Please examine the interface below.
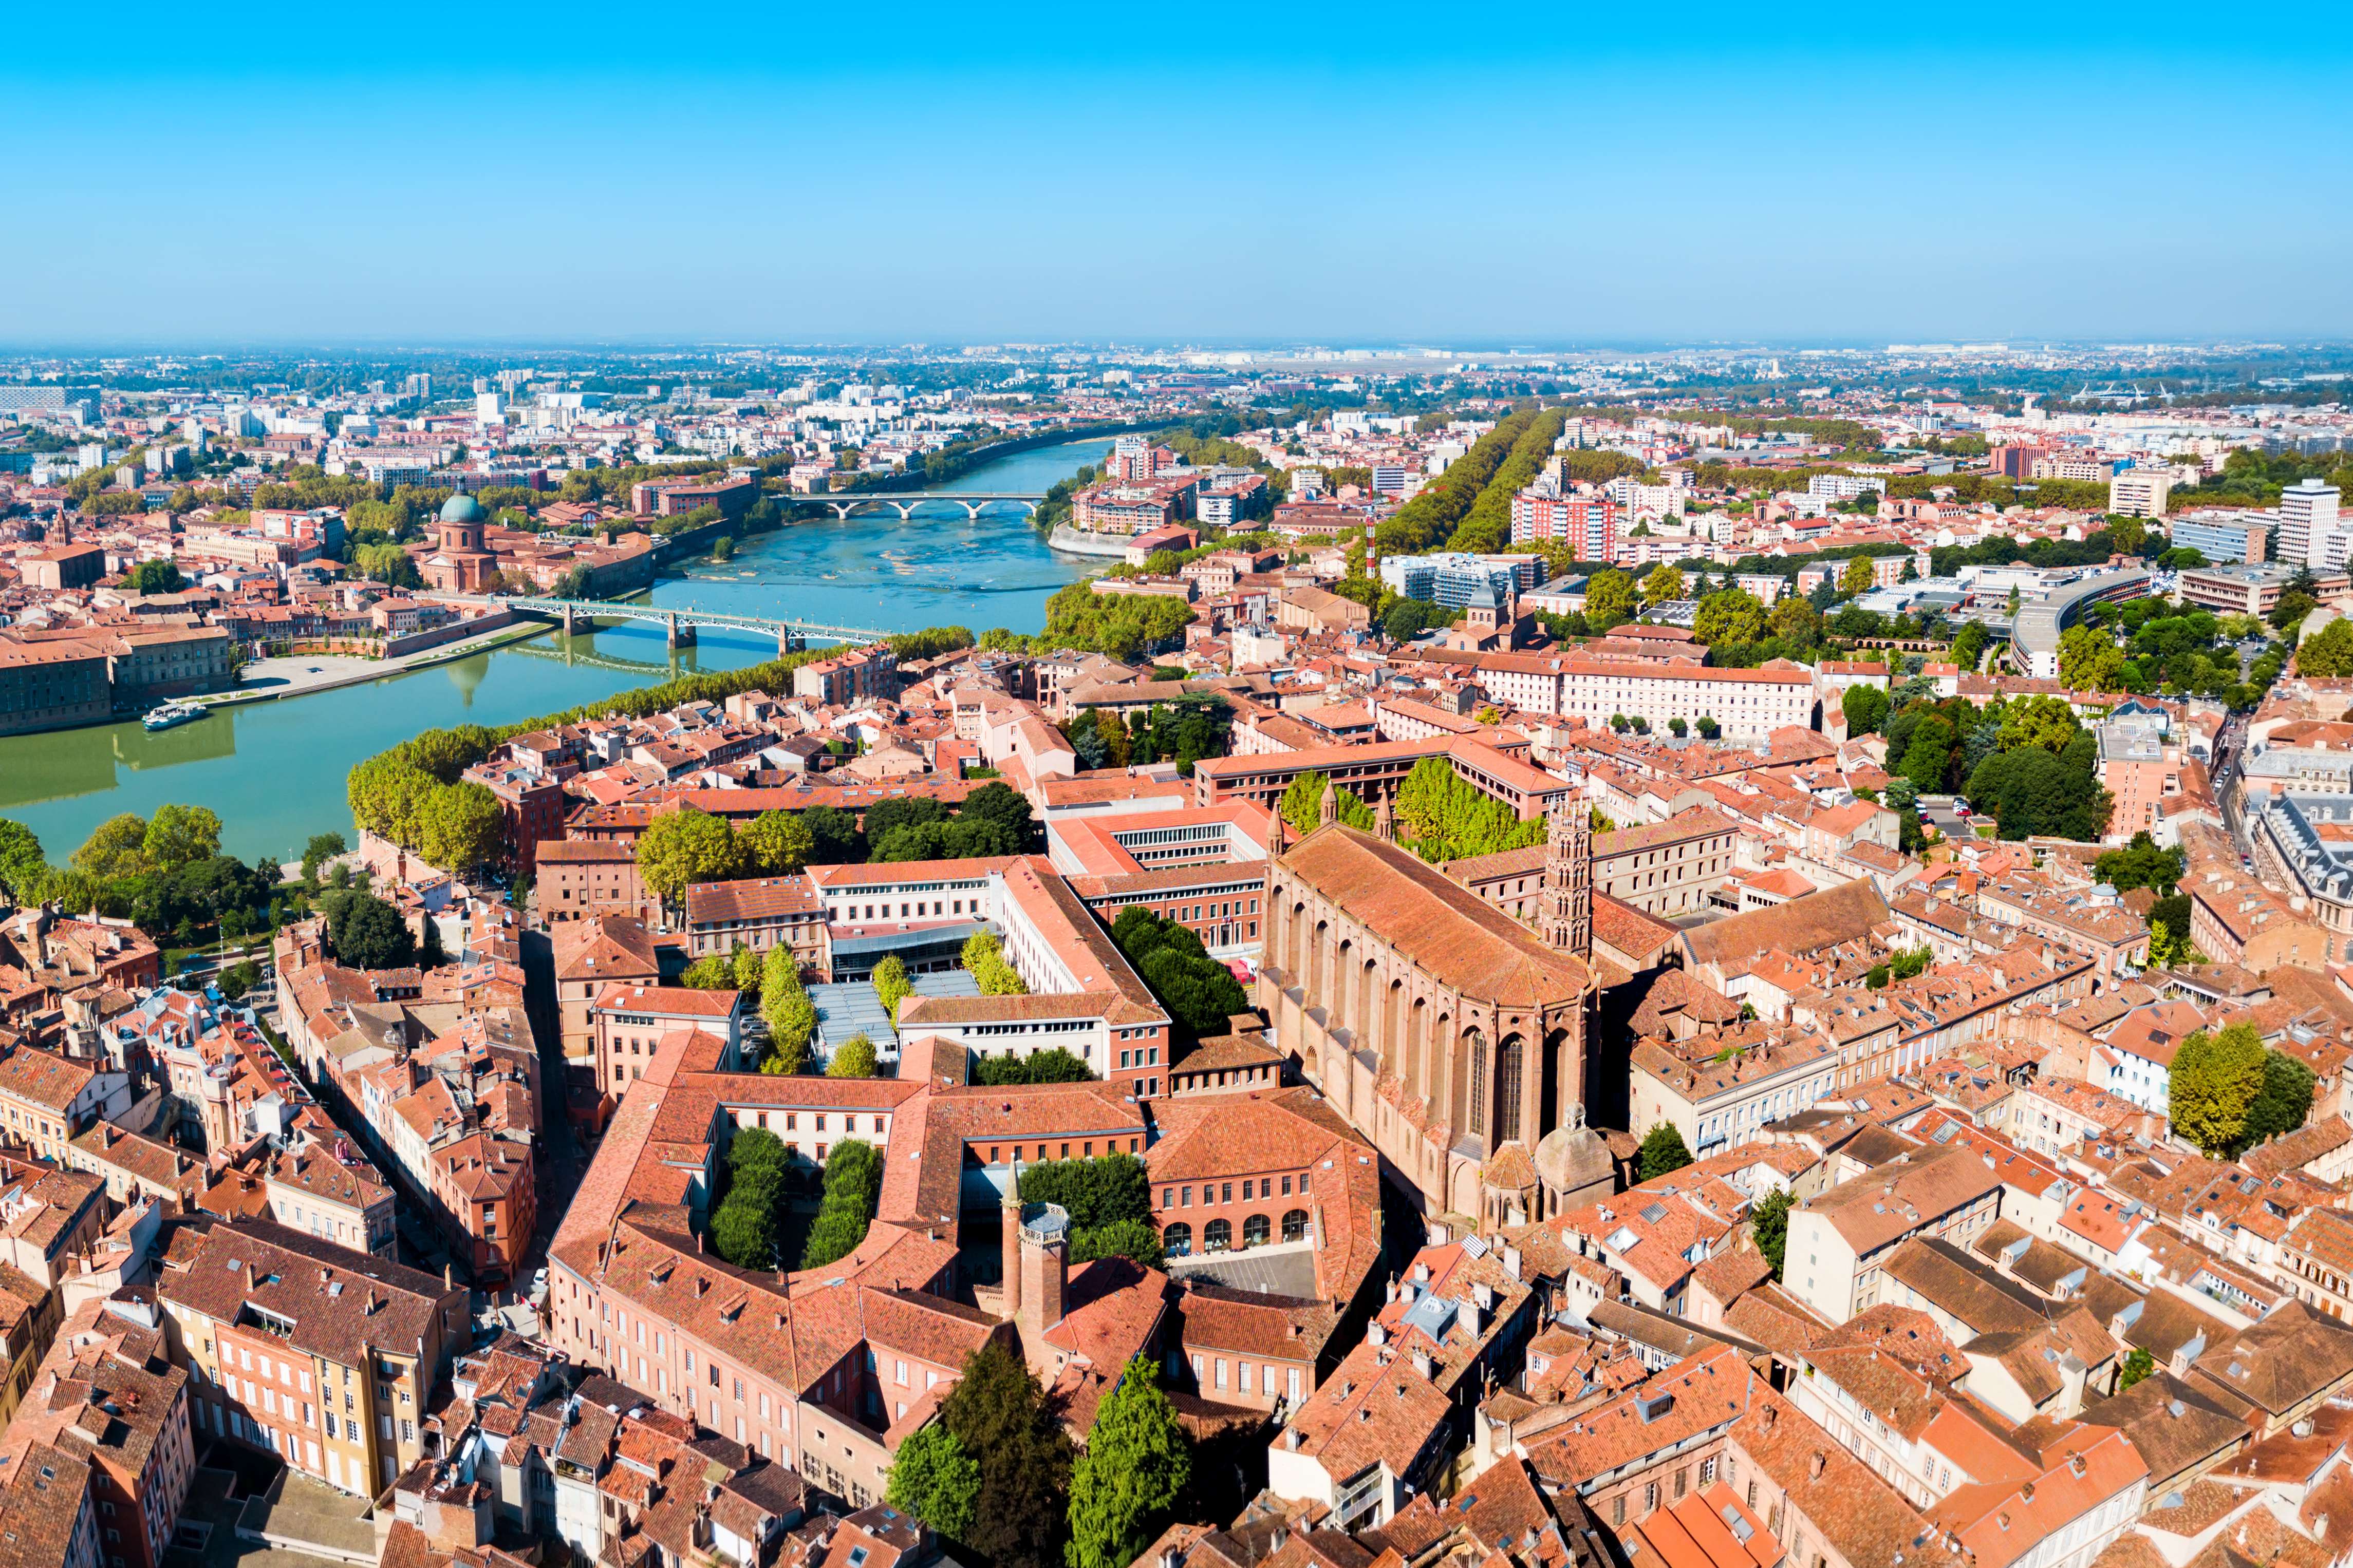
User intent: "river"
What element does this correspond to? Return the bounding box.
[0,437,1113,867]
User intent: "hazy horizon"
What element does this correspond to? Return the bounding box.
[9,0,2352,345]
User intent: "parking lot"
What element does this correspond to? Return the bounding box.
[1919,795,1979,842]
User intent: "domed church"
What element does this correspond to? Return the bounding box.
[424,492,498,593]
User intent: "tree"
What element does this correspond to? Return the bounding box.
[323,890,415,971]
[1279,771,1334,840]
[1751,1189,1794,1280]
[218,958,260,1000]
[418,781,503,872]
[2119,1347,2156,1391]
[1383,596,1454,643]
[2270,590,2320,635]
[709,1173,780,1269]
[2170,1024,2267,1156]
[1638,1122,1692,1182]
[761,946,816,1073]
[353,541,423,588]
[2095,833,2186,896]
[741,810,815,874]
[300,831,348,885]
[127,559,185,595]
[1772,595,1824,647]
[962,930,1029,995]
[1067,1358,1191,1568]
[872,955,912,1023]
[801,1139,882,1268]
[1841,684,1891,736]
[1695,716,1719,740]
[889,1424,980,1542]
[828,1032,879,1078]
[960,782,1038,853]
[1585,569,1636,630]
[1951,620,1989,671]
[681,954,735,989]
[0,819,46,902]
[1692,589,1765,647]
[1998,695,2082,755]
[940,1343,1074,1568]
[2240,1050,2317,1151]
[635,805,746,914]
[2059,622,2127,691]
[1967,747,2113,842]
[2299,618,2353,677]
[1640,564,1686,608]
[72,814,152,879]
[1839,556,1876,597]
[1899,712,1955,795]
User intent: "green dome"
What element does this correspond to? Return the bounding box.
[440,493,488,525]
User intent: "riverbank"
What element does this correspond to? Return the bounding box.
[1045,524,1135,559]
[198,618,554,709]
[0,437,1115,864]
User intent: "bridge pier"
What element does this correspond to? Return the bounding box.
[778,628,805,657]
[891,502,915,520]
[960,501,982,519]
[559,604,576,637]
[827,502,853,520]
[666,614,696,650]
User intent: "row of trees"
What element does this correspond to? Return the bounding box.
[1393,754,1547,862]
[800,1138,882,1269]
[858,785,1037,862]
[1444,409,1569,555]
[1376,407,1541,558]
[986,579,1196,664]
[1277,770,1375,839]
[961,931,1030,996]
[346,759,505,875]
[761,947,818,1073]
[709,1127,798,1268]
[1107,908,1249,1039]
[1015,1154,1162,1267]
[972,1048,1093,1087]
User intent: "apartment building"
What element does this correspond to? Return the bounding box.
[1785,1145,2005,1323]
[1478,655,1817,741]
[589,985,745,1098]
[1973,875,2151,974]
[156,1221,468,1498]
[5,1298,195,1568]
[2178,563,2348,616]
[1631,1030,1842,1159]
[2107,469,2173,518]
[535,839,658,925]
[684,876,830,972]
[2170,511,2271,564]
[2277,480,2342,567]
[0,1048,136,1167]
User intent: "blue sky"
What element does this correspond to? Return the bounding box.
[6,0,2351,347]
